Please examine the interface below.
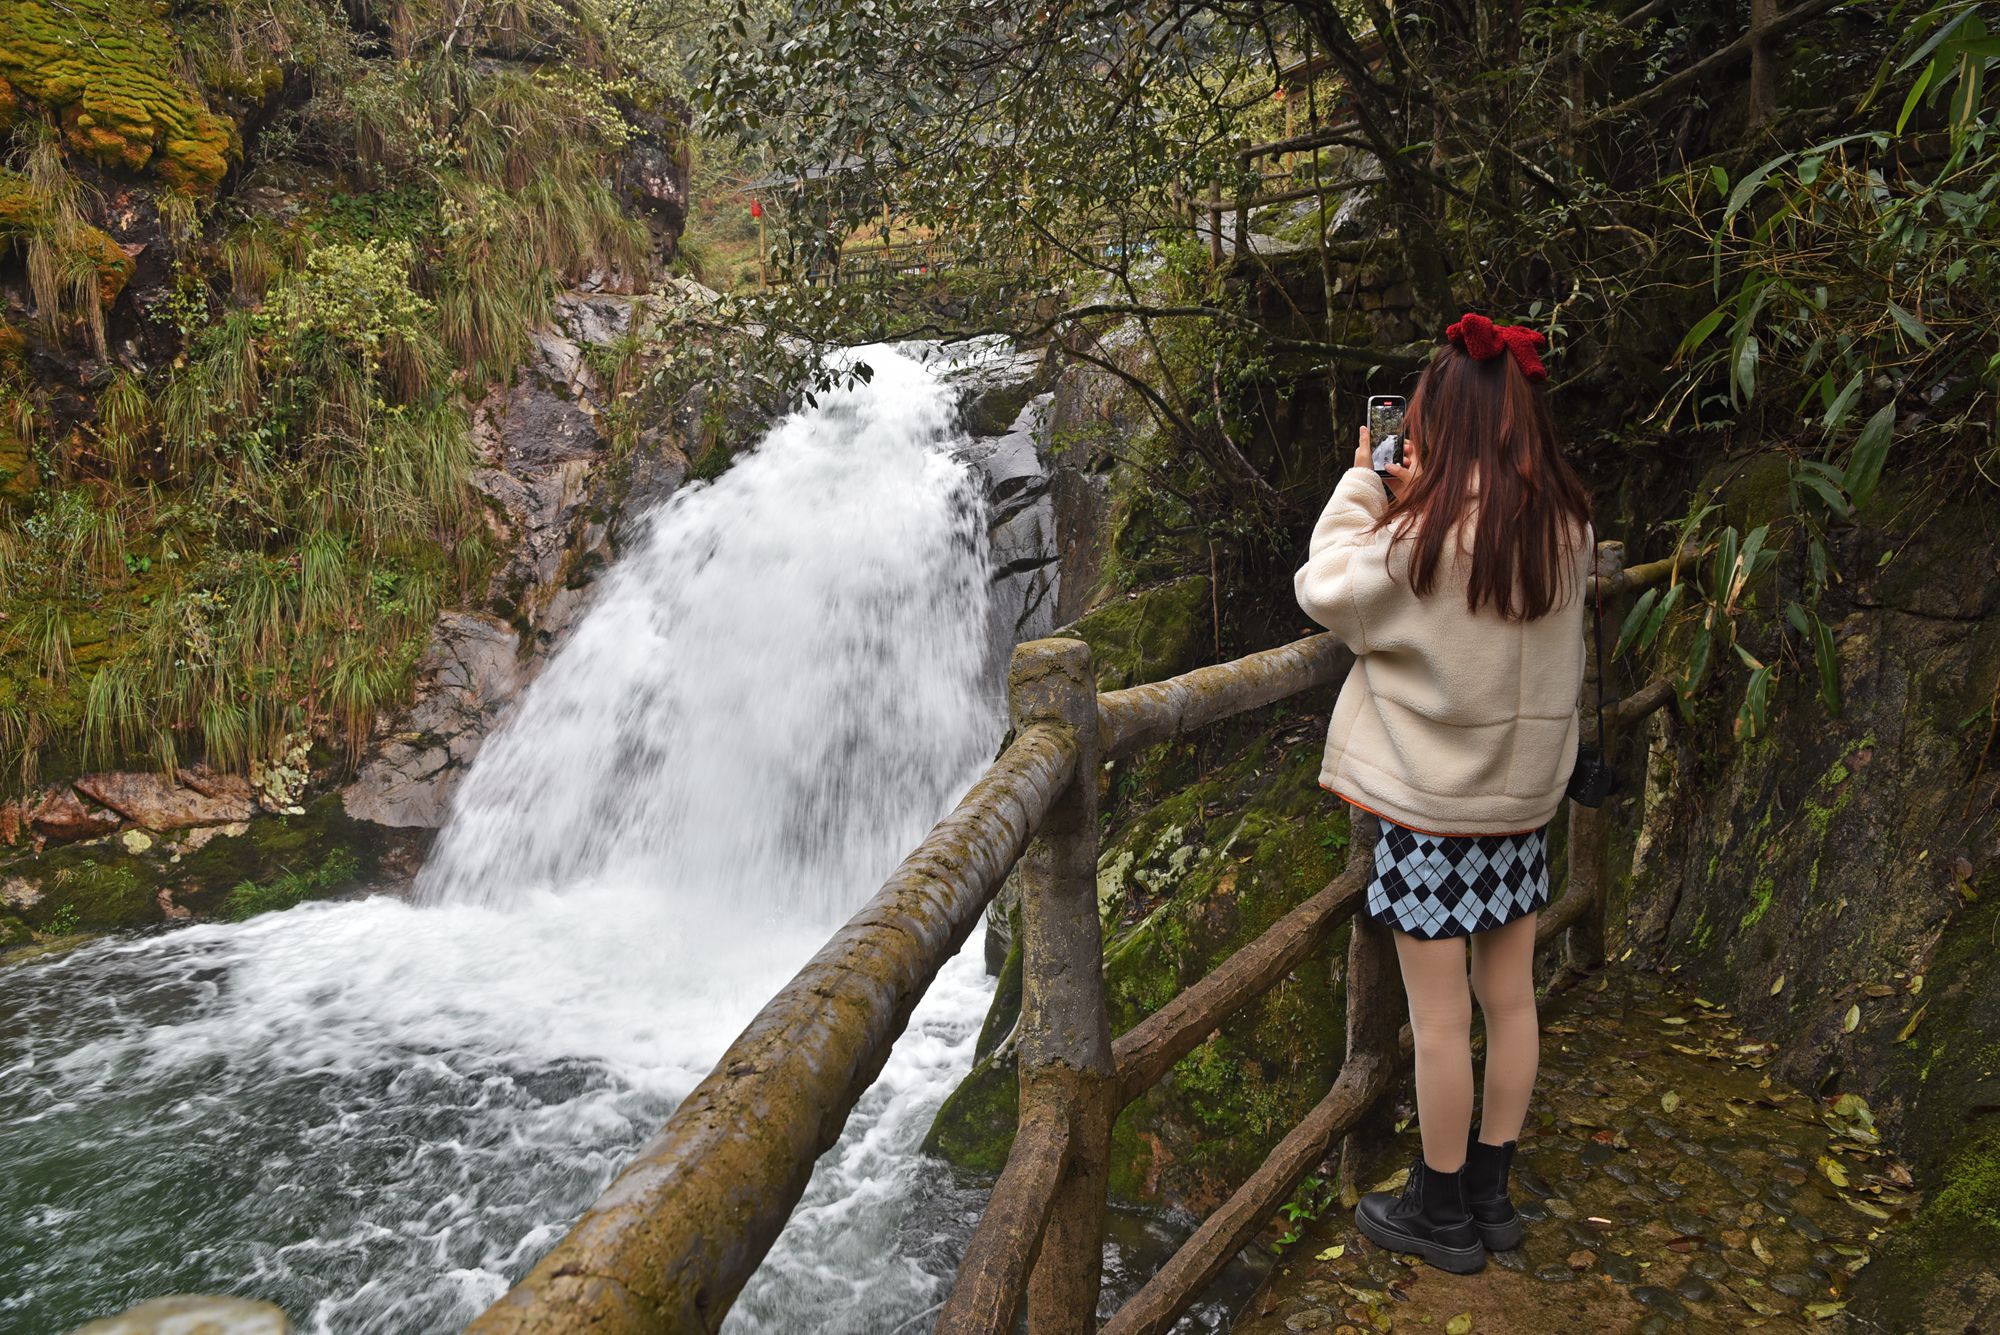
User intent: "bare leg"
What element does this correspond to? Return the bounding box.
[1392,929,1474,1172]
[1469,910,1540,1144]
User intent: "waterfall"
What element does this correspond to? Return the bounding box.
[0,344,1008,1334]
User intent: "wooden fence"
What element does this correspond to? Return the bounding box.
[471,539,1675,1334]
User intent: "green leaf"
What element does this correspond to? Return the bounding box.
[1736,663,1776,740]
[1710,164,1730,197]
[1725,153,1795,225]
[1822,370,1864,438]
[1793,470,1851,520]
[1845,403,1896,509]
[1678,305,1730,357]
[1710,527,1741,602]
[1640,583,1683,653]
[1734,334,1760,402]
[1813,615,1843,714]
[1897,60,1937,134]
[1615,588,1660,660]
[1885,301,1934,346]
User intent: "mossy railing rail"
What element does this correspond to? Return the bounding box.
[469,540,1676,1335]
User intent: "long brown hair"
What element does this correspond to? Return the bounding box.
[1378,342,1592,621]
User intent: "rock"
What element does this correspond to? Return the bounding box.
[1,876,39,910]
[69,1294,293,1334]
[121,830,153,853]
[617,102,691,247]
[73,773,255,830]
[179,767,254,804]
[342,612,526,828]
[155,886,189,920]
[27,788,121,843]
[0,798,24,845]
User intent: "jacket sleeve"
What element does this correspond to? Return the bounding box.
[1293,467,1395,654]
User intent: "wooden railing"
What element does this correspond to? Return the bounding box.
[470,539,1674,1334]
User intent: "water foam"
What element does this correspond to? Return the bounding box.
[0,343,1004,1334]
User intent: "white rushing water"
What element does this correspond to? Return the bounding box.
[0,344,1008,1334]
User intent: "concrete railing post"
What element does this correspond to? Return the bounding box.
[1568,539,1625,971]
[1008,637,1113,1333]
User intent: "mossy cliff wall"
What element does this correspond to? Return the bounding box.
[1620,466,2000,1330]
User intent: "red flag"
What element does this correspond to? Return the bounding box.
[750,199,764,218]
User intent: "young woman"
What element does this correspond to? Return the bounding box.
[1293,312,1594,1274]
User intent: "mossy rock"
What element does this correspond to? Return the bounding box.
[927,719,1352,1207]
[0,792,391,938]
[0,169,134,304]
[1060,573,1212,692]
[0,0,236,187]
[1851,1125,2000,1329]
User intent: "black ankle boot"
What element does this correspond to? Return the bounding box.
[1462,1136,1524,1251]
[1354,1158,1486,1273]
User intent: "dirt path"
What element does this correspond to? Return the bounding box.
[1231,968,1916,1334]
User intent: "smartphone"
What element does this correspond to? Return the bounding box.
[1367,395,1407,477]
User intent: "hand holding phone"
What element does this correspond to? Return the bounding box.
[1367,395,1407,477]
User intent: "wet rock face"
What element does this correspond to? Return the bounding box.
[341,611,526,829]
[617,102,691,251]
[1619,478,2000,1326]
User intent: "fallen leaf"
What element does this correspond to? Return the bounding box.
[1661,1091,1681,1114]
[1751,1234,1774,1264]
[1843,1003,1861,1033]
[1863,983,1895,997]
[1818,1156,1851,1188]
[1909,973,1924,995]
[1662,1016,1689,1025]
[1317,1244,1346,1262]
[1805,1300,1849,1320]
[1447,1315,1473,1335]
[1771,974,1786,995]
[1896,1002,1928,1043]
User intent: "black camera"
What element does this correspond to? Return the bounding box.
[1566,743,1615,808]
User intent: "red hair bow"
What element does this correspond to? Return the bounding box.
[1446,312,1549,383]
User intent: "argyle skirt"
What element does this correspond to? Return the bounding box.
[1364,818,1552,941]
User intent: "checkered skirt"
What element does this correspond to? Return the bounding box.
[1364,819,1552,940]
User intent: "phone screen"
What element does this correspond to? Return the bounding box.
[1367,396,1407,473]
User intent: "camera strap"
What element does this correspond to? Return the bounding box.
[1591,557,1609,756]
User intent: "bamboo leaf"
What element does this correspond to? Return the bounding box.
[1885,301,1934,346]
[1615,588,1660,660]
[1813,615,1843,714]
[1678,305,1730,357]
[1844,403,1897,509]
[1734,334,1760,401]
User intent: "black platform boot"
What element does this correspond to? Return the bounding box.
[1354,1158,1487,1273]
[1462,1135,1524,1251]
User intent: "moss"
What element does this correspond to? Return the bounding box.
[0,0,236,187]
[1738,875,1776,930]
[1061,573,1212,692]
[0,792,395,935]
[1860,1127,2000,1298]
[0,170,133,305]
[224,845,361,920]
[928,717,1353,1207]
[920,1045,1020,1175]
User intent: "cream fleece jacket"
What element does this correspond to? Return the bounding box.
[1292,467,1592,836]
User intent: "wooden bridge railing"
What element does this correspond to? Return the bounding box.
[470,539,1674,1335]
